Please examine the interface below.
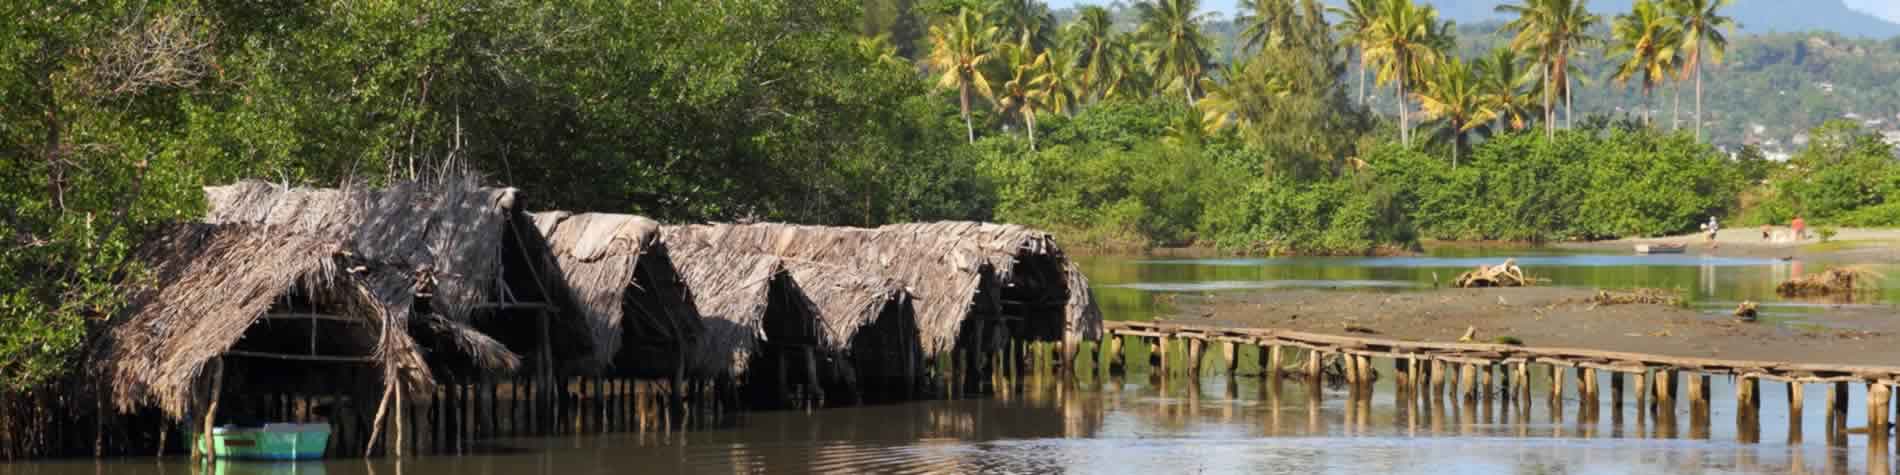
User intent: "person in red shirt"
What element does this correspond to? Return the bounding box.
[1792,215,1806,241]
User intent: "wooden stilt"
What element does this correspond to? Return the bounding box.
[1304,350,1322,381]
[1550,365,1565,401]
[1461,364,1477,399]
[1738,375,1760,410]
[1264,345,1281,381]
[1870,383,1891,430]
[1687,373,1706,406]
[1788,382,1804,419]
[1828,381,1848,417]
[1221,341,1238,376]
[1611,372,1625,408]
[1186,338,1205,378]
[199,358,225,461]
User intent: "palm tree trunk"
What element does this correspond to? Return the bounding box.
[960,83,975,144]
[1694,55,1704,141]
[1027,110,1038,151]
[1672,80,1681,131]
[1564,75,1574,130]
[1358,53,1369,108]
[1398,76,1409,147]
[1453,121,1463,168]
[1545,63,1556,139]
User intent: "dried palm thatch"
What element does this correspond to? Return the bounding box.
[1455,259,1533,288]
[1777,267,1885,297]
[93,224,433,419]
[531,212,701,374]
[662,236,802,379]
[201,178,546,374]
[663,221,1101,356]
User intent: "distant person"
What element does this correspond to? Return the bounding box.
[1792,215,1806,241]
[1706,216,1720,248]
[1761,224,1771,241]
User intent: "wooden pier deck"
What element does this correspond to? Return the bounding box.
[1099,320,1900,436]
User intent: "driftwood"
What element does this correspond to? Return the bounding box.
[1454,259,1531,288]
[1777,267,1881,297]
[1586,288,1683,307]
[1734,301,1760,322]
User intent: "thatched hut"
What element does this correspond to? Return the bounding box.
[663,222,1101,360]
[664,225,924,403]
[660,236,824,405]
[199,178,577,378]
[530,212,701,377]
[93,223,439,456]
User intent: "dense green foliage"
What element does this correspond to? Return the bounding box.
[1744,120,1900,226]
[1380,126,1741,241]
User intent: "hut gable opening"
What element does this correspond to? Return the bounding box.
[532,212,702,377]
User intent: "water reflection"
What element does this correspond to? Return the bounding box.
[12,372,1890,475]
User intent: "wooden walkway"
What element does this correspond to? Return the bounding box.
[1099,320,1900,431]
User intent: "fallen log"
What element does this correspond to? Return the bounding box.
[1455,258,1532,288]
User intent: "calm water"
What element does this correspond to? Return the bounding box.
[12,247,1900,474]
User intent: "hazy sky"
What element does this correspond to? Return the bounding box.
[1044,0,1900,24]
[1845,0,1900,24]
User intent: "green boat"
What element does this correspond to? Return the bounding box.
[196,423,332,461]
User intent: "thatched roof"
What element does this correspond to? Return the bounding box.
[200,178,544,372]
[783,260,911,354]
[95,224,433,418]
[531,212,701,372]
[662,235,795,379]
[203,178,517,323]
[661,221,1101,355]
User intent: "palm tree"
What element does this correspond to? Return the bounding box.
[1363,0,1445,147]
[1067,6,1122,103]
[1197,59,1291,136]
[1669,0,1734,140]
[1475,47,1538,131]
[1610,0,1680,127]
[989,0,1057,53]
[1414,58,1498,167]
[1497,0,1603,137]
[927,7,1002,143]
[857,34,909,69]
[1034,45,1084,118]
[995,42,1050,150]
[1329,0,1383,107]
[1134,0,1212,107]
[1238,0,1293,52]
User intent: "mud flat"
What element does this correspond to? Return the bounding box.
[1166,287,1900,367]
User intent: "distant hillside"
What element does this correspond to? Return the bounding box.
[1410,0,1900,39]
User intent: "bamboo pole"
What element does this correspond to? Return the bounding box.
[365,383,394,456]
[198,358,225,461]
[1870,383,1891,431]
[1738,375,1760,410]
[1687,374,1706,407]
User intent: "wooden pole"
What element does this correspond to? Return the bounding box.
[1829,381,1848,417]
[1186,338,1204,379]
[1304,350,1322,381]
[1264,345,1281,381]
[1870,383,1891,431]
[1788,381,1804,419]
[1687,373,1706,406]
[1550,366,1564,401]
[199,358,225,461]
[1221,341,1238,376]
[1611,372,1625,409]
[365,383,394,456]
[1738,375,1759,410]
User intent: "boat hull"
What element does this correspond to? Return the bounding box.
[197,423,331,461]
